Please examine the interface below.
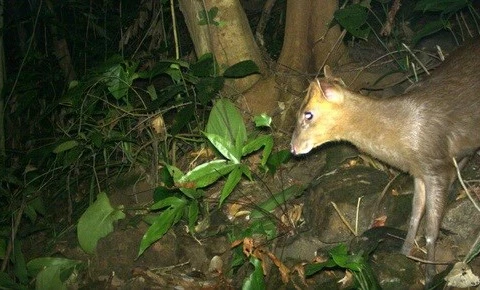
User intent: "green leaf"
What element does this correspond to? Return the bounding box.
[27,257,81,276]
[103,62,138,100]
[138,199,187,257]
[219,165,244,205]
[28,257,82,290]
[150,196,186,211]
[53,140,79,154]
[412,20,447,45]
[13,240,27,284]
[153,186,179,202]
[265,150,291,173]
[35,266,65,290]
[305,259,338,276]
[223,60,260,78]
[253,113,272,128]
[334,4,370,39]
[179,159,237,188]
[166,164,185,183]
[242,135,273,166]
[330,244,364,272]
[147,84,157,101]
[204,132,240,163]
[77,192,125,254]
[190,53,217,77]
[188,201,199,230]
[170,104,195,135]
[198,7,221,26]
[242,257,266,290]
[206,99,247,148]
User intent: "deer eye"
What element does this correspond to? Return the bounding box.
[304,112,313,120]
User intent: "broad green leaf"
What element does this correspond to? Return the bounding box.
[179,187,201,199]
[53,140,78,154]
[150,196,186,211]
[223,60,260,78]
[250,184,307,219]
[24,196,45,223]
[147,84,157,101]
[412,20,447,45]
[242,257,266,290]
[265,150,291,173]
[188,201,199,230]
[334,4,370,39]
[198,7,221,26]
[330,244,364,272]
[138,200,187,257]
[305,259,338,276]
[35,266,65,290]
[165,164,185,182]
[77,192,125,254]
[206,99,247,148]
[191,53,217,77]
[27,257,81,276]
[204,132,240,163]
[13,240,27,284]
[179,160,237,188]
[253,113,272,128]
[242,135,274,166]
[153,186,179,202]
[103,62,138,100]
[219,165,243,205]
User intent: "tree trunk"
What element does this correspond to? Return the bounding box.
[241,0,347,123]
[180,0,347,123]
[179,0,266,93]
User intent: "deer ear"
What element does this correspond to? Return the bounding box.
[316,79,344,104]
[323,65,346,86]
[323,65,334,80]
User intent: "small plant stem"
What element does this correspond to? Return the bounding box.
[331,202,357,236]
[355,196,364,235]
[170,0,180,59]
[453,158,480,212]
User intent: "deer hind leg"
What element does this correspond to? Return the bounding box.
[423,171,455,285]
[401,177,426,255]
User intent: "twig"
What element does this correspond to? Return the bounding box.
[453,157,480,263]
[406,255,453,265]
[402,43,431,76]
[331,201,357,236]
[453,158,480,212]
[380,0,401,36]
[355,196,364,235]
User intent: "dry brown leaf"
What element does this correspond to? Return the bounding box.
[265,251,290,283]
[372,215,387,227]
[242,237,254,257]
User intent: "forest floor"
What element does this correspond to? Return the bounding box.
[24,37,480,289]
